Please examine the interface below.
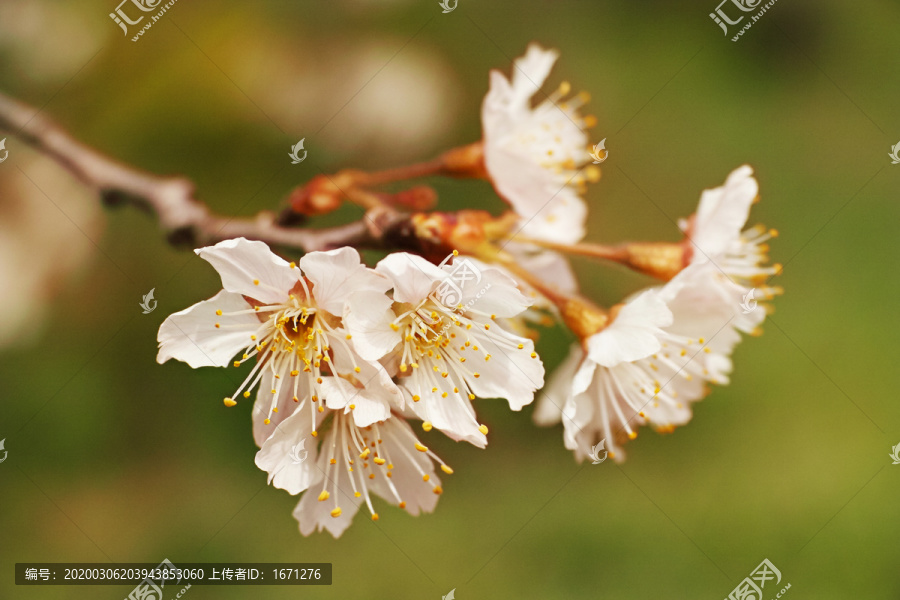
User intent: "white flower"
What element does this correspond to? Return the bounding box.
[535,263,751,462]
[345,252,545,447]
[482,43,598,244]
[680,165,783,331]
[255,398,452,538]
[156,238,399,446]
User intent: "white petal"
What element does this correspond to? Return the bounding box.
[157,289,260,368]
[293,460,360,539]
[516,189,588,245]
[344,290,402,362]
[586,289,672,367]
[300,247,390,316]
[449,261,533,318]
[366,417,441,516]
[466,326,545,410]
[402,385,487,448]
[252,369,310,447]
[254,405,323,495]
[690,166,757,260]
[321,376,391,428]
[376,252,445,304]
[195,238,299,305]
[534,343,583,426]
[510,43,559,103]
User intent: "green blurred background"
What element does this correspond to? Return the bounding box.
[1,0,898,598]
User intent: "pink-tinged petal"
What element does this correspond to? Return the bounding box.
[157,289,260,368]
[344,290,401,362]
[586,289,672,367]
[376,252,445,304]
[254,405,324,495]
[320,377,391,428]
[195,238,299,305]
[690,166,757,260]
[300,247,389,316]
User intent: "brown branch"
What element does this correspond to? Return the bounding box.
[0,90,404,253]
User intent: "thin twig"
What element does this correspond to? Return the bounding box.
[0,90,395,253]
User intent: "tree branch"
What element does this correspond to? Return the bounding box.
[0,90,401,253]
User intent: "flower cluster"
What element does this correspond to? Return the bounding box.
[158,239,543,537]
[156,43,781,536]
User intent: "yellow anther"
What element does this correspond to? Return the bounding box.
[410,362,419,369]
[253,279,260,285]
[354,366,361,373]
[311,430,317,437]
[422,421,433,432]
[399,501,407,509]
[272,407,279,413]
[390,323,399,331]
[414,443,429,453]
[432,486,443,495]
[318,490,330,501]
[478,424,489,435]
[330,507,342,518]
[233,361,241,368]
[371,513,379,521]
[264,419,271,425]
[349,404,356,410]
[223,398,237,407]
[215,323,221,329]
[289,262,296,269]
[441,465,454,474]
[290,370,299,376]
[330,458,337,465]
[530,352,537,359]
[423,474,430,482]
[317,406,324,412]
[628,431,638,440]
[412,395,421,402]
[243,391,251,398]
[400,363,408,373]
[374,457,386,465]
[215,309,223,316]
[468,394,475,400]
[473,372,481,378]
[517,344,524,349]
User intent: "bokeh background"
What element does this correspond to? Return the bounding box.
[1,0,898,598]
